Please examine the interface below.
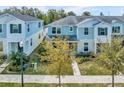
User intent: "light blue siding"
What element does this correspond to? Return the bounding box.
[26,21,43,37]
[0,24,6,38]
[77,27,94,40]
[122,24,124,35]
[48,26,77,36]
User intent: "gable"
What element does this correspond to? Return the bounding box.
[0,14,24,24]
[77,18,100,27]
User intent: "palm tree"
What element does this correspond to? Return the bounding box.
[96,37,124,87]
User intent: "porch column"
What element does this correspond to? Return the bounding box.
[94,41,97,54]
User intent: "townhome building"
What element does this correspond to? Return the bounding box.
[0,13,46,55]
[46,16,124,54]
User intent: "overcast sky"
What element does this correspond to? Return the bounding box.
[0,6,124,16]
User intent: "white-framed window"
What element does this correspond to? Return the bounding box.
[112,26,120,33]
[84,27,89,35]
[30,38,32,46]
[10,24,22,33]
[98,27,107,36]
[70,26,73,32]
[38,22,41,28]
[27,24,30,32]
[84,42,88,52]
[52,27,61,34]
[38,33,41,39]
[0,24,2,33]
[57,27,61,34]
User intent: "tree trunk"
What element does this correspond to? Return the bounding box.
[58,63,61,87]
[58,74,61,87]
[112,64,115,87]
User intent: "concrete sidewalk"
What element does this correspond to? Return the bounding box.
[71,60,81,76]
[0,63,9,73]
[0,75,124,83]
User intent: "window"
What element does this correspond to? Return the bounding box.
[112,26,120,33]
[52,27,56,34]
[0,24,2,33]
[30,39,32,46]
[10,24,21,33]
[98,27,107,36]
[0,41,3,51]
[38,22,41,28]
[57,27,61,34]
[39,34,41,39]
[70,27,73,31]
[27,24,30,32]
[84,28,88,35]
[52,27,61,34]
[84,43,88,51]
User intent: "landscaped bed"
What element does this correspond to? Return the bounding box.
[2,42,73,75]
[76,56,124,75]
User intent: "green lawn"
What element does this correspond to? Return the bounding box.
[77,56,124,75]
[76,56,112,75]
[78,61,112,75]
[0,83,124,87]
[2,60,73,75]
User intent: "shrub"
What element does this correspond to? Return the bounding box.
[8,52,29,72]
[0,54,7,64]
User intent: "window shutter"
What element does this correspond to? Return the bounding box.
[18,24,22,33]
[10,24,13,33]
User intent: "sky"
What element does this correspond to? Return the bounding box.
[1,6,124,16]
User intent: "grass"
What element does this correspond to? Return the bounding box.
[76,57,112,75]
[0,83,124,87]
[77,56,124,75]
[78,61,112,75]
[2,61,73,75]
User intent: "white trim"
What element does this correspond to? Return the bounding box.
[84,27,89,36]
[51,26,62,35]
[0,13,43,22]
[0,13,25,22]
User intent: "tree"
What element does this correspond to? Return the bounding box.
[58,9,67,18]
[67,11,76,16]
[82,11,91,16]
[96,37,124,87]
[8,52,29,72]
[38,38,72,87]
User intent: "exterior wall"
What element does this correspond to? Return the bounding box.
[77,39,95,53]
[0,14,45,55]
[25,21,43,37]
[24,28,47,55]
[77,19,98,40]
[77,27,94,40]
[112,22,123,35]
[94,22,112,43]
[47,26,77,36]
[122,24,124,35]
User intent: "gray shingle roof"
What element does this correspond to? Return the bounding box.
[11,13,41,21]
[1,13,41,21]
[47,16,124,26]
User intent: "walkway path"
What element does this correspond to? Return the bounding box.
[71,59,81,76]
[0,75,124,83]
[0,62,9,73]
